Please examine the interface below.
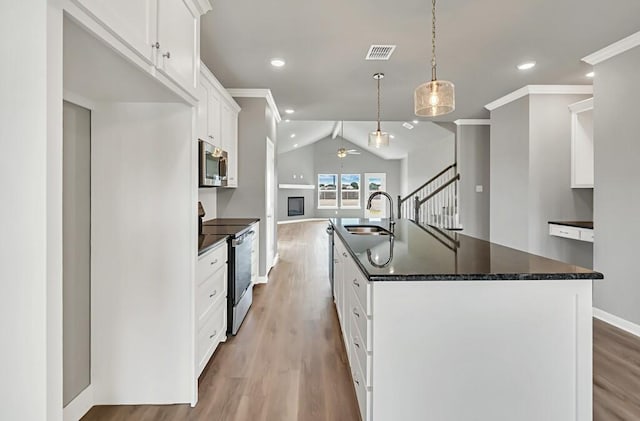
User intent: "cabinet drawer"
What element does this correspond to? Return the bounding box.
[580,229,594,242]
[349,264,371,316]
[350,314,372,388]
[351,293,372,352]
[549,224,580,240]
[197,243,227,284]
[197,266,227,322]
[197,298,226,374]
[352,355,371,421]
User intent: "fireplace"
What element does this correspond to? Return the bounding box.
[288,196,304,217]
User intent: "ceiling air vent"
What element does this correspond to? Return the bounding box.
[365,45,396,60]
[402,122,414,130]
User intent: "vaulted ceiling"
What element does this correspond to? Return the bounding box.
[201,0,640,122]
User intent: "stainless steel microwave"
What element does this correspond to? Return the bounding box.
[199,140,228,187]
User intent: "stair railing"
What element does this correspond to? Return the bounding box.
[397,163,461,229]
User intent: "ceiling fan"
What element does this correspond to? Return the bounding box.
[334,120,361,158]
[337,147,361,158]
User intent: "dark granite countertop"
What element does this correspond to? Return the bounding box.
[330,218,603,281]
[198,218,259,255]
[548,221,593,229]
[203,218,260,226]
[198,234,228,256]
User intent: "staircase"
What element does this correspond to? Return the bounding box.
[397,163,462,230]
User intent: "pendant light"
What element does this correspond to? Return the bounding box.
[369,73,389,148]
[414,0,455,117]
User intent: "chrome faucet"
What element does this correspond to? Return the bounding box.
[366,191,395,232]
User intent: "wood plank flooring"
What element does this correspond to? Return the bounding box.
[82,221,640,421]
[82,221,360,421]
[594,318,640,420]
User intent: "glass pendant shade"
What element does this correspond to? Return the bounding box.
[414,79,455,117]
[368,130,390,148]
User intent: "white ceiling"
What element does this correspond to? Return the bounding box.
[278,120,453,159]
[201,0,640,121]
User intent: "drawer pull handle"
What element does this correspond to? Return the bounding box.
[353,308,360,318]
[353,279,360,287]
[210,290,217,298]
[209,330,217,339]
[163,51,171,59]
[353,376,360,386]
[211,259,218,265]
[342,252,348,257]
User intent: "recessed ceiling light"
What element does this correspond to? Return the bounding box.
[586,71,595,78]
[517,61,536,70]
[284,109,295,114]
[293,144,298,148]
[290,134,296,138]
[412,120,419,124]
[284,119,290,123]
[270,58,285,68]
[390,134,395,139]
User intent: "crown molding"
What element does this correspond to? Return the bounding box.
[582,30,640,65]
[485,85,593,111]
[568,97,594,113]
[226,88,282,122]
[454,119,491,126]
[192,0,215,16]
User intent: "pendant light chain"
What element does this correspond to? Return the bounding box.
[431,0,437,81]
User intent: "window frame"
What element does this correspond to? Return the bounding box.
[340,173,362,209]
[317,173,339,209]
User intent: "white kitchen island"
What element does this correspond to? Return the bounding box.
[330,218,601,421]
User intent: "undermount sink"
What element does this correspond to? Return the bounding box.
[344,225,393,236]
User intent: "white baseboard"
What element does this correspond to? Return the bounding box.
[271,253,279,268]
[277,218,328,225]
[593,307,640,338]
[254,276,268,284]
[63,384,94,421]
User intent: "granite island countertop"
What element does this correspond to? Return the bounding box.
[331,218,603,281]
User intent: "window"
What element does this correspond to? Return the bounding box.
[340,174,361,209]
[318,174,338,208]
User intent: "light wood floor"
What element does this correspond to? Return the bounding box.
[594,318,640,420]
[82,221,360,421]
[82,221,640,421]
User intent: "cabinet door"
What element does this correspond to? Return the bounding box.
[221,103,238,187]
[208,86,222,147]
[156,0,198,95]
[73,0,156,64]
[196,76,209,141]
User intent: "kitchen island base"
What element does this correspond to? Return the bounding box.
[370,279,592,421]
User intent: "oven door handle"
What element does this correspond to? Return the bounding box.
[231,237,244,247]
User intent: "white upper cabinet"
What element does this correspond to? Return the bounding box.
[220,102,238,187]
[72,0,157,64]
[156,0,198,95]
[569,98,594,188]
[71,0,206,99]
[199,63,240,187]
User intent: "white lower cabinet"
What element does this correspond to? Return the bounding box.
[549,223,594,243]
[196,241,228,376]
[334,235,372,421]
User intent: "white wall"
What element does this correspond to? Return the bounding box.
[405,133,455,195]
[62,101,92,406]
[198,188,217,219]
[593,45,640,325]
[91,102,194,404]
[457,124,490,240]
[0,1,51,420]
[489,93,593,268]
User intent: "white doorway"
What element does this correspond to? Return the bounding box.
[266,137,276,269]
